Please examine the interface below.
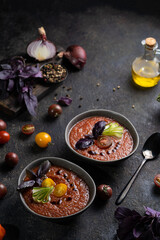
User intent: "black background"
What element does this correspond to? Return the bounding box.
[1,0,160,239]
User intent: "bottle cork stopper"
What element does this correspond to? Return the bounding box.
[145,37,156,47]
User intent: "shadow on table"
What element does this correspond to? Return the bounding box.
[3,224,19,240]
[1,0,160,18]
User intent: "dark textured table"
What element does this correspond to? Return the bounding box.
[1,1,160,239]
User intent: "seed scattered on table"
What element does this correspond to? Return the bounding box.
[78,105,82,108]
[117,85,120,89]
[132,105,135,109]
[67,87,72,91]
[79,97,83,100]
[96,83,100,86]
[113,88,116,91]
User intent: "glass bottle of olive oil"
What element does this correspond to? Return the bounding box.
[132,37,160,87]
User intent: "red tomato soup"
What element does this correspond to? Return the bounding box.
[69,116,133,161]
[22,165,89,217]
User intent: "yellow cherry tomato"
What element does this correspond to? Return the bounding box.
[42,178,55,188]
[53,183,67,197]
[35,132,52,148]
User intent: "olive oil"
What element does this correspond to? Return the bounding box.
[132,37,160,88]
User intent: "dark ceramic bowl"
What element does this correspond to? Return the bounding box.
[18,157,96,222]
[40,62,68,84]
[65,109,139,165]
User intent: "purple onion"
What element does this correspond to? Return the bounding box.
[63,45,87,69]
[27,27,56,61]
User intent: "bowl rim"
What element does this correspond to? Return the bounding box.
[65,109,139,164]
[18,156,96,220]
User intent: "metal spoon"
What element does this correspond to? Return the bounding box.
[115,132,160,205]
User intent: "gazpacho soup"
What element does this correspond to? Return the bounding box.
[69,116,133,161]
[18,160,89,218]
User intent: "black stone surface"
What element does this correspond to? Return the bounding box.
[1,0,160,239]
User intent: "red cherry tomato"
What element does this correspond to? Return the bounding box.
[0,131,10,144]
[22,124,35,135]
[95,136,112,149]
[48,104,62,118]
[0,183,7,199]
[0,119,7,131]
[154,174,160,188]
[5,152,19,168]
[97,184,112,200]
[0,224,6,239]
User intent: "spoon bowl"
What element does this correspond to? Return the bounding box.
[142,132,160,159]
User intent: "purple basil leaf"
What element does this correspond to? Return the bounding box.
[0,70,14,80]
[0,80,9,99]
[26,169,37,180]
[75,138,94,150]
[17,180,35,191]
[22,86,29,93]
[133,216,152,238]
[84,134,94,139]
[19,65,42,79]
[138,227,155,240]
[151,217,160,237]
[23,90,38,117]
[57,97,72,106]
[115,207,137,223]
[18,91,24,104]
[145,207,160,218]
[0,56,41,116]
[35,178,43,186]
[116,207,160,240]
[0,64,12,70]
[37,160,51,178]
[18,78,25,88]
[10,57,25,73]
[92,121,106,139]
[117,215,142,240]
[7,79,15,92]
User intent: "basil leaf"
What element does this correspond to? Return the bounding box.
[102,122,124,139]
[75,138,94,150]
[92,121,106,139]
[26,169,37,180]
[57,97,72,106]
[32,186,54,203]
[23,88,38,117]
[37,160,51,178]
[17,180,35,191]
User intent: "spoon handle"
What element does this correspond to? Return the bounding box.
[115,158,146,205]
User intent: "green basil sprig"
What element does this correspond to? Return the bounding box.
[102,122,124,139]
[32,186,54,203]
